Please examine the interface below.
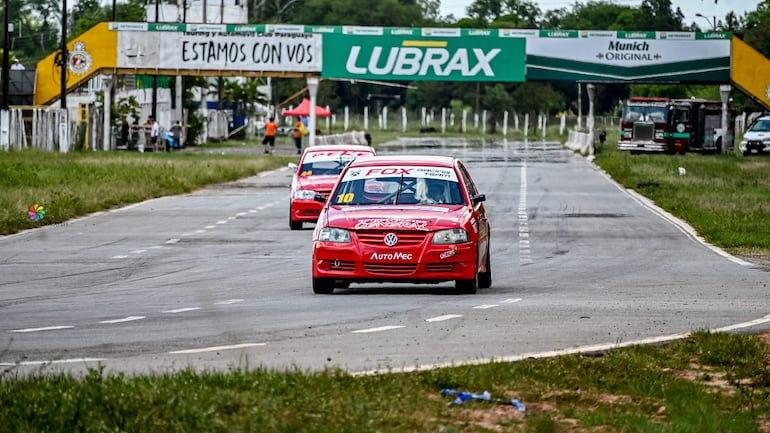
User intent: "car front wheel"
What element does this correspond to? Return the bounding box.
[313,277,335,294]
[478,247,492,289]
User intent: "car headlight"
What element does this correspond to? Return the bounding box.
[294,189,316,200]
[318,227,351,243]
[432,228,468,244]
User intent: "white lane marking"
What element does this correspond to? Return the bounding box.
[352,314,770,377]
[217,220,228,225]
[195,229,207,234]
[248,210,258,214]
[473,304,498,309]
[425,314,463,322]
[10,326,74,333]
[236,212,248,217]
[256,206,268,211]
[0,358,106,366]
[215,299,244,305]
[169,343,266,354]
[352,325,405,334]
[205,225,216,229]
[228,216,236,220]
[111,255,128,259]
[130,249,146,254]
[162,307,201,314]
[166,238,180,244]
[501,298,523,304]
[518,162,532,264]
[149,245,163,249]
[99,316,146,324]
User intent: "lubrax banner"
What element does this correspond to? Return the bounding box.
[75,23,735,83]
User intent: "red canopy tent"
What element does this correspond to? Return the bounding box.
[281,98,332,117]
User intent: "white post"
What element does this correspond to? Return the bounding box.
[450,112,455,127]
[421,107,427,126]
[307,77,319,147]
[560,113,566,135]
[344,106,349,131]
[587,83,596,155]
[577,82,582,131]
[363,106,369,130]
[201,82,209,143]
[514,113,519,131]
[441,107,446,133]
[474,112,479,130]
[524,113,529,139]
[462,110,467,133]
[382,106,388,130]
[503,111,508,137]
[59,109,70,153]
[482,110,487,134]
[0,110,8,150]
[719,84,731,154]
[542,113,547,140]
[325,105,331,132]
[102,75,113,151]
[402,107,407,133]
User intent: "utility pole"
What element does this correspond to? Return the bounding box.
[1,0,10,149]
[60,0,68,109]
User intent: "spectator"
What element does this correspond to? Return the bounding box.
[263,116,277,155]
[149,116,160,152]
[120,118,129,149]
[170,120,184,149]
[10,59,24,70]
[292,117,303,154]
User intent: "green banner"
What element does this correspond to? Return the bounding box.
[321,33,526,82]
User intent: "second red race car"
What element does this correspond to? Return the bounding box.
[289,144,376,230]
[311,155,491,294]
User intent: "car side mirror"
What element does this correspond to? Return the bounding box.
[288,162,297,169]
[471,194,486,204]
[314,193,328,203]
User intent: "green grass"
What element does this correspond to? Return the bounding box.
[1,331,768,432]
[2,132,770,431]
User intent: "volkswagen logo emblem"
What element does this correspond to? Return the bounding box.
[383,232,399,247]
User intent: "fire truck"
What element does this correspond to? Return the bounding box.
[617,97,735,153]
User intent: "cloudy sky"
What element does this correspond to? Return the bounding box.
[439,0,762,27]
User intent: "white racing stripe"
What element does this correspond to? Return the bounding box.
[425,314,463,322]
[352,325,405,334]
[169,343,266,354]
[99,316,146,324]
[10,326,74,333]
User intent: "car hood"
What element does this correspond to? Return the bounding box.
[324,205,468,231]
[295,175,339,192]
[743,131,769,141]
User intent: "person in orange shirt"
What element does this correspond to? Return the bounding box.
[292,117,304,154]
[263,117,278,154]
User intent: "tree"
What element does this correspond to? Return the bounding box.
[220,77,270,138]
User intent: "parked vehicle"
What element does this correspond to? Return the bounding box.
[289,145,376,230]
[739,115,770,156]
[311,155,491,295]
[617,97,735,154]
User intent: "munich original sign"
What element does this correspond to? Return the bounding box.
[321,33,526,82]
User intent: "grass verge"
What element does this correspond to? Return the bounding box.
[2,331,769,432]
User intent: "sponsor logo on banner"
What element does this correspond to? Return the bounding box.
[370,251,413,261]
[323,33,525,82]
[596,41,661,62]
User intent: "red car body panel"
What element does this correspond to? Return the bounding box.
[311,155,490,290]
[289,145,376,227]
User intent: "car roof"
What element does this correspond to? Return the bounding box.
[304,144,375,153]
[346,155,457,168]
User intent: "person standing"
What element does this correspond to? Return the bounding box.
[150,116,160,152]
[292,117,303,154]
[10,59,24,70]
[120,118,130,149]
[263,117,277,154]
[170,120,184,150]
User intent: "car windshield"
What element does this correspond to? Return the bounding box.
[748,119,770,132]
[299,159,354,176]
[331,165,465,206]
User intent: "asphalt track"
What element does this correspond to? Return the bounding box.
[1,139,769,376]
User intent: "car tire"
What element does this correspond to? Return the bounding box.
[478,248,492,289]
[455,252,478,294]
[335,281,350,289]
[313,278,335,294]
[289,216,303,230]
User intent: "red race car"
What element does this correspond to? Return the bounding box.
[289,144,376,230]
[311,155,491,294]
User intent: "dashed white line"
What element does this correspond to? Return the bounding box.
[166,238,180,244]
[473,304,498,309]
[236,212,248,217]
[10,326,74,333]
[162,307,201,314]
[99,316,146,324]
[216,220,228,225]
[205,225,216,229]
[0,358,106,366]
[352,325,405,333]
[195,229,207,234]
[519,162,532,264]
[130,249,147,254]
[169,343,266,354]
[501,298,523,304]
[111,255,128,259]
[215,299,244,305]
[425,314,463,322]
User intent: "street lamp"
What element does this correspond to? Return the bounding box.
[695,13,718,31]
